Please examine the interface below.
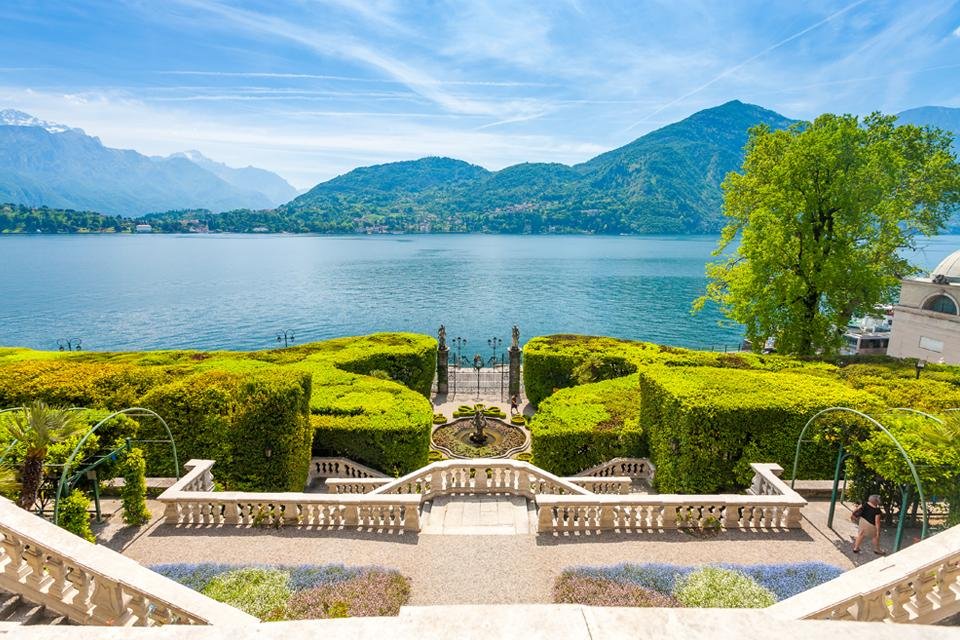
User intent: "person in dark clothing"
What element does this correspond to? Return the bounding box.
[510,395,519,416]
[852,494,884,555]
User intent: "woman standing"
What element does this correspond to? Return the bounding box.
[852,494,885,555]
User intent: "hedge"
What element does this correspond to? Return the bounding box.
[0,332,436,486]
[120,447,151,525]
[140,369,312,491]
[639,366,879,492]
[522,335,830,406]
[529,374,645,476]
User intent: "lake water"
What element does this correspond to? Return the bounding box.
[0,234,956,353]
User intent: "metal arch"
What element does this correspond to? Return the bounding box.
[53,407,179,525]
[790,406,928,541]
[0,406,90,466]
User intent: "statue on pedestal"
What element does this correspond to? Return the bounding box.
[438,324,447,351]
[511,325,520,350]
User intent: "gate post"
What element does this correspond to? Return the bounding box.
[508,325,522,398]
[437,325,449,396]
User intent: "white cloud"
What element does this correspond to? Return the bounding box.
[953,25,960,37]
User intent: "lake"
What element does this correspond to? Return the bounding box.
[0,234,956,353]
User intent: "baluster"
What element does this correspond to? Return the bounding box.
[909,570,938,620]
[23,545,51,590]
[90,578,134,626]
[856,592,890,621]
[660,505,676,529]
[128,592,151,626]
[934,559,960,609]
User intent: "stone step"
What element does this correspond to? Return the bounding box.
[0,590,72,625]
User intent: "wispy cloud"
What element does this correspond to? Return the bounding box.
[624,0,870,131]
[157,70,556,87]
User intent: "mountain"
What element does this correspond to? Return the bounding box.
[897,106,960,230]
[0,111,277,216]
[170,150,299,207]
[282,100,796,233]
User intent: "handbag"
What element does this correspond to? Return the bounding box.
[850,506,863,524]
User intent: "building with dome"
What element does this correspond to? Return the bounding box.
[886,249,960,363]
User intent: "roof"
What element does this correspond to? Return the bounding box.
[932,249,960,283]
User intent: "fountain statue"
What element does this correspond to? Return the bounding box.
[469,407,488,444]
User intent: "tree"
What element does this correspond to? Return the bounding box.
[696,113,960,356]
[5,402,84,510]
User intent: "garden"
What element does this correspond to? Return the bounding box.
[151,563,410,620]
[554,562,844,608]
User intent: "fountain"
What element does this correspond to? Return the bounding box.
[431,404,528,459]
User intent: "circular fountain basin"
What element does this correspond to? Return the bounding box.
[431,417,529,459]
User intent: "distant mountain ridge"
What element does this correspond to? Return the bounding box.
[282,100,796,233]
[0,111,296,215]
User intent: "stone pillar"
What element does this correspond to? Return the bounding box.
[437,347,449,395]
[508,345,521,397]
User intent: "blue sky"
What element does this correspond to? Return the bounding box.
[1,1,959,188]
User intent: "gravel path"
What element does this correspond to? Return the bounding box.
[119,500,863,606]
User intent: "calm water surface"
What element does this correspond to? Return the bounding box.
[0,234,956,352]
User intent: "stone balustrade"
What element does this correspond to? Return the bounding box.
[369,459,593,498]
[307,457,386,488]
[0,496,255,627]
[566,477,632,494]
[324,478,393,494]
[769,523,960,624]
[537,464,805,533]
[575,457,656,481]
[158,460,420,532]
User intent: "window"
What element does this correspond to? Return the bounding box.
[923,294,958,315]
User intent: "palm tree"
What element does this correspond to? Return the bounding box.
[5,402,83,510]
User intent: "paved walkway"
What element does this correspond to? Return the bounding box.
[421,496,536,535]
[108,499,909,606]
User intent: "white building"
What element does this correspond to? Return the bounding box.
[134,223,152,233]
[887,249,960,364]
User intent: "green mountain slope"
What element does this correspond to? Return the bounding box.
[281,100,796,233]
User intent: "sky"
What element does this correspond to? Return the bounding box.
[1,1,959,189]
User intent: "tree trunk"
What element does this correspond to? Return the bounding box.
[17,454,44,511]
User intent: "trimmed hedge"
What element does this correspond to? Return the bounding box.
[120,447,151,525]
[530,374,645,476]
[0,332,436,487]
[140,369,312,491]
[59,489,95,542]
[639,366,878,492]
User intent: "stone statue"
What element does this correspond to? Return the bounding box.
[438,324,447,350]
[511,325,520,350]
[470,407,488,444]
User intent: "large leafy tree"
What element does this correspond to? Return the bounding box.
[697,113,960,356]
[6,402,84,510]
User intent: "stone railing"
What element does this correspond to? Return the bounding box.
[769,523,960,624]
[369,459,593,498]
[158,460,420,532]
[575,457,656,482]
[0,496,256,627]
[537,464,805,533]
[566,477,632,494]
[306,456,386,487]
[324,478,393,494]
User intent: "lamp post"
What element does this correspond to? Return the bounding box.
[57,338,82,352]
[276,330,295,348]
[488,336,502,365]
[473,354,483,399]
[915,359,926,379]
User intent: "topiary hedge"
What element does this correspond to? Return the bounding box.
[529,374,645,476]
[0,332,435,487]
[140,369,312,491]
[639,366,879,493]
[120,447,151,525]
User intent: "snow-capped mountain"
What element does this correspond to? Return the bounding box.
[0,109,78,134]
[0,109,296,215]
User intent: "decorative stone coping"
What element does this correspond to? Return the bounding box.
[4,605,958,636]
[307,457,386,486]
[0,496,256,627]
[575,457,656,482]
[769,522,960,624]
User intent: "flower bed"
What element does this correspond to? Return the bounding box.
[555,562,842,608]
[151,563,410,620]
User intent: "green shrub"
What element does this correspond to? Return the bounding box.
[530,374,645,476]
[140,369,312,491]
[640,366,879,492]
[58,489,95,542]
[202,568,291,620]
[673,567,776,608]
[119,447,151,525]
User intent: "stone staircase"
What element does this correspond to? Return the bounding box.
[420,494,538,534]
[0,589,71,626]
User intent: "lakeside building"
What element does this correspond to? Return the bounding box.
[134,223,152,233]
[887,249,960,364]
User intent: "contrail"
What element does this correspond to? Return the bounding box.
[624,0,870,132]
